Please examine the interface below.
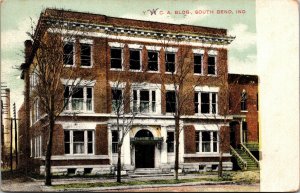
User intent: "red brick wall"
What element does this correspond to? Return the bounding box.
[220,126,230,153]
[184,156,231,163]
[184,125,196,153]
[52,124,64,155]
[95,124,108,155]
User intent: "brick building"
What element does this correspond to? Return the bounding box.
[18,9,259,175]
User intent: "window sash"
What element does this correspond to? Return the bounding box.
[111,48,122,69]
[165,53,175,73]
[80,43,91,66]
[132,89,156,113]
[63,43,74,65]
[194,54,202,74]
[199,92,217,114]
[166,91,176,113]
[130,50,141,70]
[64,87,93,112]
[64,130,94,155]
[148,51,158,71]
[208,56,216,75]
[197,131,219,153]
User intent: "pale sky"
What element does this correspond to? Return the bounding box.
[1,0,257,111]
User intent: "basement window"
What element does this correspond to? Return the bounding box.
[67,168,76,175]
[84,168,93,175]
[211,164,218,170]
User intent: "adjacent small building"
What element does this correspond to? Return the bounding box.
[18,9,259,175]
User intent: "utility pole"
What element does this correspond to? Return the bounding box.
[13,103,18,168]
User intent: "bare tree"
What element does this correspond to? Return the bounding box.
[26,10,94,186]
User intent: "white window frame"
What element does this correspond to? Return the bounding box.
[64,130,95,155]
[131,83,161,114]
[79,39,93,68]
[64,86,94,113]
[110,47,124,71]
[129,48,142,72]
[196,131,219,154]
[165,51,177,74]
[146,46,161,73]
[111,88,124,113]
[195,86,219,115]
[111,130,119,154]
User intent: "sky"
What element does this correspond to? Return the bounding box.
[1,0,257,112]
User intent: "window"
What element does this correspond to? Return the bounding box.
[32,99,39,123]
[208,56,216,75]
[111,89,122,112]
[80,43,92,67]
[166,91,176,113]
[167,132,174,153]
[241,90,247,111]
[64,86,93,112]
[165,52,175,73]
[148,51,158,71]
[112,130,118,154]
[130,49,141,70]
[195,92,217,114]
[195,131,218,153]
[111,48,122,69]
[64,130,70,154]
[194,54,202,74]
[132,90,157,113]
[33,136,42,158]
[73,131,84,154]
[64,130,94,155]
[195,131,200,152]
[63,42,74,65]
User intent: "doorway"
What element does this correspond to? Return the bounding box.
[134,129,155,168]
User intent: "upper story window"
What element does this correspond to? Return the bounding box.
[148,51,158,71]
[166,91,176,113]
[63,42,74,66]
[241,90,247,111]
[111,88,123,113]
[195,92,217,114]
[165,52,175,73]
[207,56,216,75]
[31,98,39,124]
[64,130,94,155]
[129,49,141,70]
[110,48,122,69]
[80,43,92,67]
[64,86,93,112]
[194,54,203,74]
[196,131,218,153]
[132,89,156,113]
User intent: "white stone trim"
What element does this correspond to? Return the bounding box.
[183,153,231,157]
[60,78,96,86]
[49,29,229,49]
[163,47,178,53]
[79,38,93,44]
[145,45,162,51]
[193,124,222,131]
[208,50,218,56]
[192,49,205,54]
[108,42,125,48]
[164,84,177,91]
[40,155,109,160]
[194,85,219,92]
[128,43,143,49]
[109,81,126,88]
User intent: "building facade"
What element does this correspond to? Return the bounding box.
[18,9,258,175]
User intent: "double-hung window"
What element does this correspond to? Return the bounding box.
[207,56,216,75]
[194,54,203,74]
[111,88,123,113]
[80,43,92,67]
[132,90,156,114]
[130,49,141,70]
[165,52,175,73]
[63,42,74,66]
[64,130,94,155]
[148,51,158,71]
[195,131,218,153]
[195,92,217,114]
[167,131,174,153]
[64,86,93,112]
[111,130,119,154]
[166,91,176,113]
[111,48,122,69]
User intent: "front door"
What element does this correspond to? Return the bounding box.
[135,144,155,168]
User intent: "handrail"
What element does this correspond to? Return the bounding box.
[241,143,259,168]
[230,146,247,170]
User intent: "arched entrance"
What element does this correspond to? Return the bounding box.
[134,129,155,168]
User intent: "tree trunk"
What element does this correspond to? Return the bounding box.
[45,115,54,186]
[218,152,223,178]
[117,144,122,183]
[174,115,180,180]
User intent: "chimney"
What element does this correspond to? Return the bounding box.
[24,40,33,64]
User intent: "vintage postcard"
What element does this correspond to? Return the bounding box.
[0,0,298,192]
